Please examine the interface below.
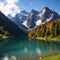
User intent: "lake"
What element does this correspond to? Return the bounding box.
[0,36,60,60]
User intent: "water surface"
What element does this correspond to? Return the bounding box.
[0,36,60,59]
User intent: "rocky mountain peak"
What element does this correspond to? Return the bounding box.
[26,7,60,29]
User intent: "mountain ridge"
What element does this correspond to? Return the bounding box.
[26,7,60,29]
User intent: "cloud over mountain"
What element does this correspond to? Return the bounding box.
[0,0,20,17]
[6,0,19,4]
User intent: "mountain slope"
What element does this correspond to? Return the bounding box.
[0,12,26,37]
[28,18,60,41]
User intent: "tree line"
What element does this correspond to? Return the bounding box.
[28,18,60,39]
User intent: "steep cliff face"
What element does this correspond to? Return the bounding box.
[26,9,39,29]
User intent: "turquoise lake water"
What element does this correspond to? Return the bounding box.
[0,36,60,59]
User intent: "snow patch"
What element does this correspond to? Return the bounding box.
[35,20,42,26]
[42,8,46,14]
[22,21,28,27]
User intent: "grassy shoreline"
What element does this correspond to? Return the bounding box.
[36,37,60,42]
[29,36,60,42]
[38,54,60,60]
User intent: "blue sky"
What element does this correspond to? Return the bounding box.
[17,0,60,13]
[0,0,60,17]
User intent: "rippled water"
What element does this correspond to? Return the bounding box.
[0,36,60,60]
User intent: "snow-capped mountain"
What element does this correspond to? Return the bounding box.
[26,9,39,29]
[11,10,29,26]
[10,10,29,31]
[26,7,60,29]
[9,7,60,31]
[38,7,60,24]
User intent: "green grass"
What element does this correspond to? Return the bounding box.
[38,55,60,60]
[36,36,60,42]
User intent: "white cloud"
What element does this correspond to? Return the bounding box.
[6,0,18,4]
[0,0,20,17]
